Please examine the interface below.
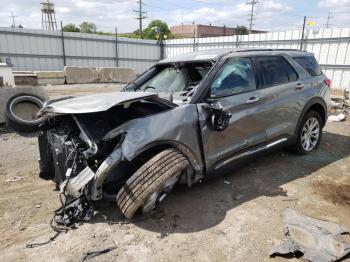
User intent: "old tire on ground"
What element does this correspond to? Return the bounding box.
[292,110,323,155]
[5,93,46,132]
[117,148,189,219]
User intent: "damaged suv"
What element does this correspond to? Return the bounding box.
[38,49,331,219]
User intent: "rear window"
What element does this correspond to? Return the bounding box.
[293,56,322,76]
[256,56,298,88]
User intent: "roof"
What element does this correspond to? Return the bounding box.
[158,48,312,64]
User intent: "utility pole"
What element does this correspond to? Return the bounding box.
[300,16,306,51]
[9,12,17,28]
[247,0,258,34]
[325,12,332,28]
[133,0,147,38]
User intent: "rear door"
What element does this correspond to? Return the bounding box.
[253,55,308,140]
[197,56,268,170]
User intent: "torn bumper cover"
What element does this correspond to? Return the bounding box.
[270,208,350,262]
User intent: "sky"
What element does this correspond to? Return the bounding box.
[0,0,349,33]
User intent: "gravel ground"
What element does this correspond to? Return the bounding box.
[0,85,349,262]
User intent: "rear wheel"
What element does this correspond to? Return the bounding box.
[116,149,189,219]
[293,110,323,155]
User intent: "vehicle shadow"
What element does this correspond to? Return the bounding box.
[92,130,350,235]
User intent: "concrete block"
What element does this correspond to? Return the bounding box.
[35,71,65,86]
[14,74,38,86]
[64,66,98,84]
[97,67,120,83]
[117,67,136,83]
[0,63,15,86]
[0,86,49,124]
[97,67,136,83]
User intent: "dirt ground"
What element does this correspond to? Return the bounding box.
[0,85,350,262]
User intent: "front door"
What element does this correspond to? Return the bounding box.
[197,56,267,171]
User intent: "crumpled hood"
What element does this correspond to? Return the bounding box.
[39,91,157,115]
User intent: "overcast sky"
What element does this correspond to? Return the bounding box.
[0,0,349,33]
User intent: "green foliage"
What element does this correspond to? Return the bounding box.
[141,20,173,40]
[79,22,97,33]
[62,23,80,32]
[236,25,249,35]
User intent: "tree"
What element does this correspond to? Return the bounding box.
[79,22,97,33]
[236,25,249,35]
[63,23,80,32]
[143,20,172,40]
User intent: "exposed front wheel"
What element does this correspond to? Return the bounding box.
[293,110,323,155]
[116,149,189,219]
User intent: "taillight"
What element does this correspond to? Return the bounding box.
[324,78,332,88]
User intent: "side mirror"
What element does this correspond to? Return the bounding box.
[203,100,232,131]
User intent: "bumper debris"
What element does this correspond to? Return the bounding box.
[270,208,350,262]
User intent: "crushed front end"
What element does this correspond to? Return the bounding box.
[36,92,175,224]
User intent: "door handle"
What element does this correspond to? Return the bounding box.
[246,97,260,104]
[295,83,304,90]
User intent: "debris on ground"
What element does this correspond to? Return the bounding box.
[5,176,22,183]
[0,134,8,141]
[224,180,230,185]
[80,245,117,262]
[328,96,349,122]
[328,113,346,122]
[270,208,350,262]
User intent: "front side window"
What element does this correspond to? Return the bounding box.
[211,57,257,97]
[256,56,298,88]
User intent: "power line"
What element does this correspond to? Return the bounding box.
[246,0,258,34]
[133,0,147,38]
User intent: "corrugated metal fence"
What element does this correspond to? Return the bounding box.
[165,28,350,91]
[1,27,349,90]
[0,27,160,73]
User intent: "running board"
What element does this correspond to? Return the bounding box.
[214,138,288,170]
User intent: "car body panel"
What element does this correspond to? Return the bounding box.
[39,91,157,115]
[103,103,204,172]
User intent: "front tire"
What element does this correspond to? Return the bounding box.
[293,110,323,155]
[116,149,189,219]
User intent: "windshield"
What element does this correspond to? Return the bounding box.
[138,64,211,93]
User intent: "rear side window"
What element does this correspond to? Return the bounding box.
[256,56,298,88]
[293,56,322,76]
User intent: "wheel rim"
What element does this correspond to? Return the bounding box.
[301,117,320,151]
[141,175,179,214]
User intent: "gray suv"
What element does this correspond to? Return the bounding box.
[38,48,331,219]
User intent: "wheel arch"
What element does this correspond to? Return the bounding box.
[124,140,203,174]
[295,98,327,135]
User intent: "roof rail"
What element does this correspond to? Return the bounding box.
[234,48,302,52]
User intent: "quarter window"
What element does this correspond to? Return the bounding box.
[293,56,322,76]
[256,56,298,88]
[211,57,257,97]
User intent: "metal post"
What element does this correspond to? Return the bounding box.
[160,32,165,60]
[193,29,196,52]
[115,27,119,67]
[300,16,306,51]
[60,21,66,67]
